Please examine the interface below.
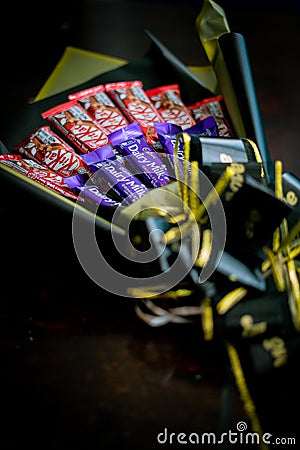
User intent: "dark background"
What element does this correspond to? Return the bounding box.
[1,1,300,449]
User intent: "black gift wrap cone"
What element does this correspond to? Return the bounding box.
[217,32,273,184]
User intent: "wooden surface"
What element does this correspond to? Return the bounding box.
[1,1,300,449]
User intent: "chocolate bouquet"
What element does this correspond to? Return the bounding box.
[1,0,299,445]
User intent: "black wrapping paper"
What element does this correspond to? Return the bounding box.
[217,32,273,183]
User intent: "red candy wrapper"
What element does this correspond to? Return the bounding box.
[146,84,196,130]
[187,95,234,137]
[0,154,22,161]
[0,156,79,201]
[105,80,163,148]
[14,126,92,178]
[41,100,110,154]
[68,84,129,134]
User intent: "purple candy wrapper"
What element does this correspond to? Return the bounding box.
[109,122,171,188]
[79,184,121,207]
[91,158,150,204]
[154,122,183,157]
[155,115,219,160]
[187,115,218,137]
[64,172,122,207]
[65,142,149,205]
[64,173,88,190]
[82,143,116,168]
